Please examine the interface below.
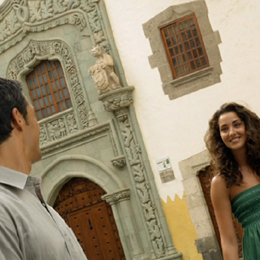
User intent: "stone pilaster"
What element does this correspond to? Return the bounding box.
[99,87,183,260]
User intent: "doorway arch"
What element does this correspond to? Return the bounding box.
[39,155,143,259]
[53,177,126,259]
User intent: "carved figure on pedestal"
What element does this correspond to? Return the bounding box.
[89,45,122,94]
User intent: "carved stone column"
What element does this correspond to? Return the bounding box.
[102,189,147,259]
[99,87,183,260]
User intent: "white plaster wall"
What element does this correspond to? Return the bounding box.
[104,0,260,201]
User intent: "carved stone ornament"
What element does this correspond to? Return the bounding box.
[111,155,126,168]
[89,45,122,94]
[116,112,166,258]
[99,86,134,112]
[102,189,130,205]
[0,0,111,54]
[39,111,79,147]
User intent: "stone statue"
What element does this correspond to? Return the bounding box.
[88,45,122,94]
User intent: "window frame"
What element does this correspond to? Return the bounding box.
[160,13,209,79]
[26,60,72,120]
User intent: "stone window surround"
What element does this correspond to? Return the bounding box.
[179,150,223,260]
[143,0,222,100]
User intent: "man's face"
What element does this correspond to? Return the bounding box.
[24,100,42,164]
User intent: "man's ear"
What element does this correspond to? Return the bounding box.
[11,108,24,131]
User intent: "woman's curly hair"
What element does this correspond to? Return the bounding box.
[204,102,260,187]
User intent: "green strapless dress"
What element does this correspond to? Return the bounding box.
[232,184,260,260]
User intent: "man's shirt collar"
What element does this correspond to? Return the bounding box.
[0,166,28,189]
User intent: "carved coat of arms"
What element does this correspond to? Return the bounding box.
[89,64,109,93]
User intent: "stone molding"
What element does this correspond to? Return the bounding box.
[143,0,222,100]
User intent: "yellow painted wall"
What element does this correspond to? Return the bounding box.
[161,193,203,260]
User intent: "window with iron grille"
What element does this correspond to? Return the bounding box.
[26,60,72,120]
[160,13,209,79]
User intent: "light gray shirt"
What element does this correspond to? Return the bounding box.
[0,166,87,260]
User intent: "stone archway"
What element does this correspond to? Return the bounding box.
[40,155,143,260]
[53,177,126,260]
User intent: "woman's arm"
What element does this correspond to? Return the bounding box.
[211,175,239,260]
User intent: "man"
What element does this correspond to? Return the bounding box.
[0,78,87,260]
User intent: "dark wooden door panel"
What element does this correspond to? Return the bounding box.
[54,178,126,260]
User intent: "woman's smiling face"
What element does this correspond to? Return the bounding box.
[218,111,247,152]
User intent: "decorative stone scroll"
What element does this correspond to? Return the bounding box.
[89,45,122,94]
[6,39,97,134]
[102,188,130,205]
[0,0,110,54]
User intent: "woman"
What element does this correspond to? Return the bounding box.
[204,102,260,260]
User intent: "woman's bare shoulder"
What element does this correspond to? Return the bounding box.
[211,174,229,196]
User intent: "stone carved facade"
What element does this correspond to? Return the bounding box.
[99,87,182,259]
[0,1,183,258]
[0,0,110,54]
[6,39,97,147]
[89,45,122,94]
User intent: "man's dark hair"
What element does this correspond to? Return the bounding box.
[0,78,28,145]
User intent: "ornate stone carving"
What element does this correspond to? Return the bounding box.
[6,39,97,130]
[99,86,167,258]
[0,0,109,54]
[99,86,134,112]
[118,115,165,257]
[40,126,48,146]
[89,45,122,94]
[39,111,78,147]
[111,155,126,168]
[102,189,130,205]
[47,119,67,141]
[66,113,78,134]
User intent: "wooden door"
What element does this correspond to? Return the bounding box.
[198,166,243,258]
[54,178,126,260]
